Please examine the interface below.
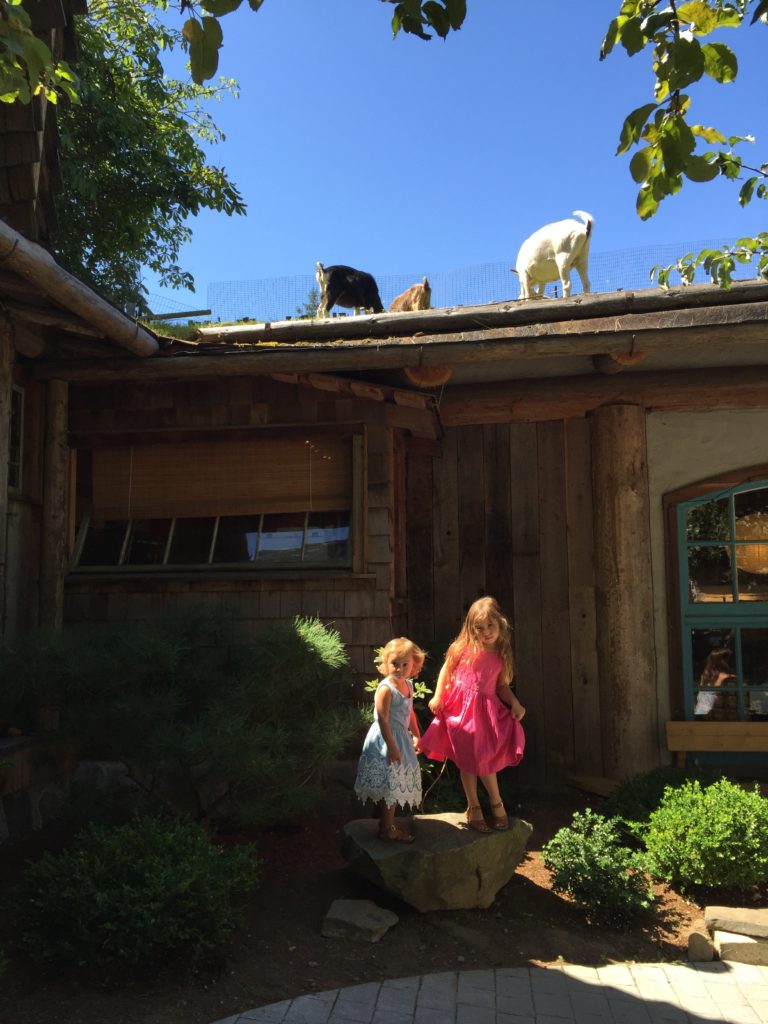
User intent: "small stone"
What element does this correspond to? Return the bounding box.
[688,927,716,962]
[321,899,399,943]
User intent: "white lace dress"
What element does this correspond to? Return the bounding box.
[354,678,422,810]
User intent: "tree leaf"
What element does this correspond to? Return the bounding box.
[630,148,652,183]
[738,177,757,206]
[202,0,243,16]
[618,15,646,55]
[701,42,738,83]
[677,1,719,36]
[666,37,705,90]
[684,154,719,182]
[636,185,659,220]
[691,124,726,144]
[188,16,223,85]
[445,0,467,31]
[617,102,657,155]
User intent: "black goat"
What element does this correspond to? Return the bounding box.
[315,262,384,317]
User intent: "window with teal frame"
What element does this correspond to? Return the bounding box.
[678,480,768,723]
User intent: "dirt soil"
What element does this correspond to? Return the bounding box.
[0,784,703,1024]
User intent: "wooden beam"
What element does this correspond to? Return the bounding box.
[2,298,104,336]
[439,364,768,425]
[592,404,659,777]
[0,217,158,357]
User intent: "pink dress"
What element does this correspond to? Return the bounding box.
[419,648,525,775]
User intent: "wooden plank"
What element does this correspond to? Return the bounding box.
[537,421,574,781]
[432,428,461,646]
[483,424,514,616]
[456,425,486,616]
[0,325,11,631]
[39,379,68,628]
[666,721,768,751]
[406,451,435,645]
[565,419,602,776]
[509,422,543,782]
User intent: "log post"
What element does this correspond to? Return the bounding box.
[0,323,11,635]
[39,379,69,629]
[591,403,659,777]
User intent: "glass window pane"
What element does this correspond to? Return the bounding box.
[742,629,768,720]
[167,518,215,565]
[78,520,129,566]
[686,498,730,542]
[258,512,305,564]
[687,546,733,603]
[304,511,350,564]
[734,503,768,598]
[212,515,261,564]
[124,520,171,566]
[734,486,768,519]
[690,629,736,719]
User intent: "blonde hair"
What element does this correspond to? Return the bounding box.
[375,637,426,677]
[445,596,514,685]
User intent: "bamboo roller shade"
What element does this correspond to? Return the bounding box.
[92,435,352,520]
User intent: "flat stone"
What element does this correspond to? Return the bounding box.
[341,812,533,912]
[705,905,768,939]
[321,899,399,942]
[713,929,768,965]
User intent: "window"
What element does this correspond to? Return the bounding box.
[677,480,768,721]
[8,385,24,492]
[72,430,360,572]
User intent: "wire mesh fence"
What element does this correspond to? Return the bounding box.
[147,237,762,325]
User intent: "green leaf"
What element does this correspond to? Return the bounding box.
[423,1,450,37]
[617,102,657,155]
[630,148,652,183]
[186,16,223,85]
[666,37,706,90]
[684,154,719,181]
[677,1,719,35]
[248,0,265,9]
[618,15,646,55]
[739,177,757,205]
[701,42,738,82]
[751,0,768,25]
[691,124,726,144]
[445,0,467,30]
[202,0,243,15]
[636,185,659,220]
[599,17,623,59]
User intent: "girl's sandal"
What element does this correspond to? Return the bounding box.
[465,805,492,834]
[379,823,415,843]
[490,801,509,831]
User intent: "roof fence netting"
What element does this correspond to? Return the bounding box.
[147,238,762,325]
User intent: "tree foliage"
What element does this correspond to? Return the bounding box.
[51,0,245,311]
[601,0,768,287]
[0,0,77,103]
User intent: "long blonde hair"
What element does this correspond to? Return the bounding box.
[444,596,514,685]
[375,636,426,677]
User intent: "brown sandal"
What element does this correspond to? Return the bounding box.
[465,806,491,834]
[379,823,415,843]
[490,802,509,831]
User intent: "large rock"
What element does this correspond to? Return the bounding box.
[341,812,533,912]
[705,906,768,939]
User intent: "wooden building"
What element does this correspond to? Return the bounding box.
[3,232,768,782]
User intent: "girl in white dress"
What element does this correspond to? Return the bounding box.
[354,637,425,842]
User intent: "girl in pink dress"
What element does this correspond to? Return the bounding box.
[419,596,525,833]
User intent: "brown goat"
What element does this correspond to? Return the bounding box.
[389,277,432,312]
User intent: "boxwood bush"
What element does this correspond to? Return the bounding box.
[541,809,654,923]
[12,815,259,977]
[604,765,726,843]
[644,778,768,893]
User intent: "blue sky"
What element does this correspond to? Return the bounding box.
[144,1,767,317]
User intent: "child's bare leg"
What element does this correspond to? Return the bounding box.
[480,772,509,830]
[461,770,491,832]
[380,801,396,832]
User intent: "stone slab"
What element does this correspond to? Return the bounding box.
[321,898,399,942]
[341,811,533,912]
[713,929,768,965]
[705,905,768,939]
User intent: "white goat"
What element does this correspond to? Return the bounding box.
[514,210,593,299]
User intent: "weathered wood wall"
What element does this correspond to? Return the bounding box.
[64,377,403,682]
[405,420,603,783]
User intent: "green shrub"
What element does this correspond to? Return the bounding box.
[541,809,654,923]
[13,815,258,976]
[1,607,366,826]
[605,765,726,841]
[645,779,768,893]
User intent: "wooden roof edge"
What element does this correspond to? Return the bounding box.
[0,217,159,357]
[193,280,768,345]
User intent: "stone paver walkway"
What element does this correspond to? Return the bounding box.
[211,961,768,1024]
